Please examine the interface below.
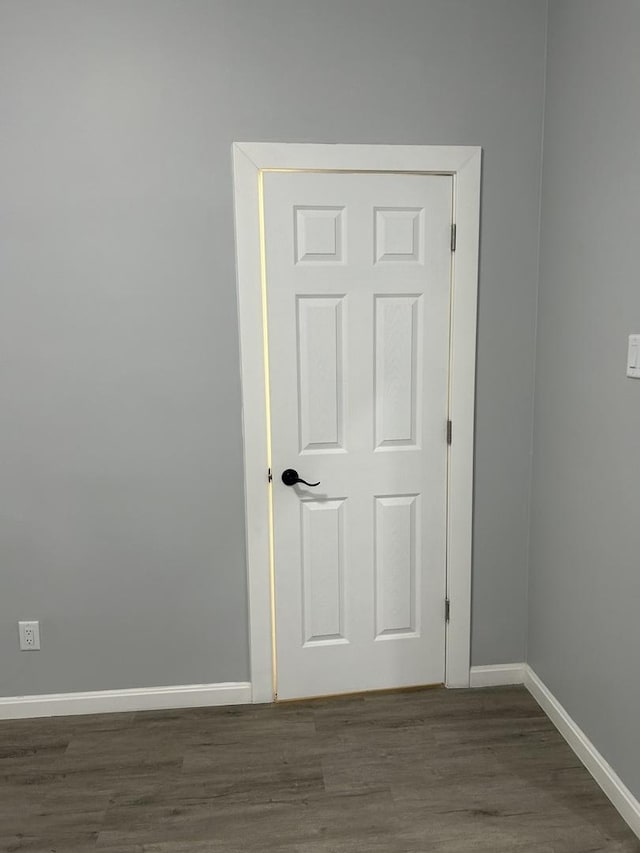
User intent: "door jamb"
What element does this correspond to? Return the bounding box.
[232,142,481,702]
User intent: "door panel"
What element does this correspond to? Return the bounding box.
[263,171,452,700]
[374,493,420,638]
[296,296,345,453]
[374,294,422,448]
[301,497,346,645]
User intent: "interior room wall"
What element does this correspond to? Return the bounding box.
[0,0,546,696]
[529,0,640,799]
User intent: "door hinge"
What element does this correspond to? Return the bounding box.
[445,598,451,623]
[447,419,453,445]
[267,468,273,482]
[451,223,457,252]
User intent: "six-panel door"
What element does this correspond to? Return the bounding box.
[263,172,452,700]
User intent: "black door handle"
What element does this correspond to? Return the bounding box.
[281,468,320,487]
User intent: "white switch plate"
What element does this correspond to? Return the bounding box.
[627,335,640,379]
[18,620,41,650]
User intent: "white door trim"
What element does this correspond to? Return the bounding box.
[232,142,481,702]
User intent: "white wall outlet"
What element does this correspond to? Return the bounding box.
[627,334,640,379]
[18,620,41,650]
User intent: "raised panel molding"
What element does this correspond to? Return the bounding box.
[374,494,420,639]
[374,295,422,449]
[301,498,347,645]
[294,206,345,263]
[297,296,345,453]
[375,207,424,263]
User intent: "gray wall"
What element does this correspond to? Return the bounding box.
[530,0,640,798]
[0,0,546,696]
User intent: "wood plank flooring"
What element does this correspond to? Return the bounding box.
[0,686,637,852]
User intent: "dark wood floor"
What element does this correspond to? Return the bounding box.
[0,685,637,852]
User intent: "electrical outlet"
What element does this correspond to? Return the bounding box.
[18,621,40,651]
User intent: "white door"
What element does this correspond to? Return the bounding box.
[263,171,453,700]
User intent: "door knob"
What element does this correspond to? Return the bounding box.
[281,468,320,487]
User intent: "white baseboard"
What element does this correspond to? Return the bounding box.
[0,681,252,720]
[524,666,640,840]
[469,663,525,687]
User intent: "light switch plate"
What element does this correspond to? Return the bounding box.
[627,335,640,379]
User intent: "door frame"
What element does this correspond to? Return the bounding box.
[232,142,481,702]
